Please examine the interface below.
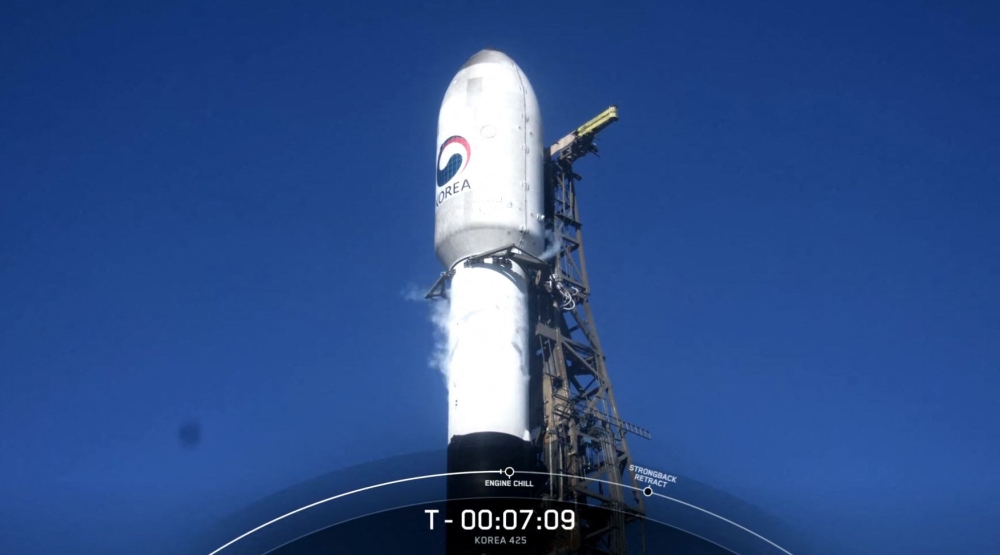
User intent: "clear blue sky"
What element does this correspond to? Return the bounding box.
[1,1,998,553]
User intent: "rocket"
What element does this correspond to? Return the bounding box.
[435,49,545,494]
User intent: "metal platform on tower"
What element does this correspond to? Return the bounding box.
[531,106,651,555]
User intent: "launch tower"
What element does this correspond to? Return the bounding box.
[534,107,650,555]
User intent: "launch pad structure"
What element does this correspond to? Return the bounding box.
[429,106,651,555]
[536,106,650,555]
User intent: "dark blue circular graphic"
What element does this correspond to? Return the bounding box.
[436,136,471,187]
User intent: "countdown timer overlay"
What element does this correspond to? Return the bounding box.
[195,450,808,555]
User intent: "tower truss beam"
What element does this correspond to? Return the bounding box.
[529,107,649,555]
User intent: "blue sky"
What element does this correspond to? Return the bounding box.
[1,1,998,553]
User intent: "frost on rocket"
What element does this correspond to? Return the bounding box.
[445,263,530,440]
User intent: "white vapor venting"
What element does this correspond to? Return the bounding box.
[401,283,451,384]
[539,228,563,261]
[428,298,452,381]
[445,260,530,441]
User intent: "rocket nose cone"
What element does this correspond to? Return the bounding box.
[460,49,514,69]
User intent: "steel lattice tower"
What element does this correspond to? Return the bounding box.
[530,107,650,555]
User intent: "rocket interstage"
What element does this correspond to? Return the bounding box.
[435,49,544,517]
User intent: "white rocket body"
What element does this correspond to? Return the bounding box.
[446,260,530,441]
[435,50,543,465]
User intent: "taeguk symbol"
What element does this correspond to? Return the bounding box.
[436,135,471,187]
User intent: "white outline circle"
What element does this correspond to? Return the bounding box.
[503,466,515,477]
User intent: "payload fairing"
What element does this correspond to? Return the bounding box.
[435,49,544,478]
[435,48,545,266]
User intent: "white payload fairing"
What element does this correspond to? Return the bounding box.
[435,49,545,266]
[434,49,544,478]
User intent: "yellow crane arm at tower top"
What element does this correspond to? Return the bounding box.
[546,105,619,161]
